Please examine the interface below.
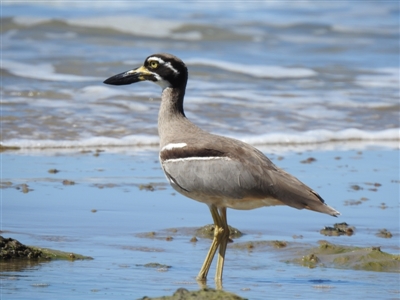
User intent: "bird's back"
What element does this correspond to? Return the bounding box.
[160,127,339,216]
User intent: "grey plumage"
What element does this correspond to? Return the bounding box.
[104,53,340,281]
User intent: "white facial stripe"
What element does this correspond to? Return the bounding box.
[161,143,187,151]
[164,157,231,163]
[148,56,165,64]
[152,73,162,80]
[151,73,171,89]
[164,62,180,74]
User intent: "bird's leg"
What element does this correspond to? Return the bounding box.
[215,207,229,281]
[196,205,224,281]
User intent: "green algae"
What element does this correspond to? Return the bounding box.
[139,288,247,300]
[230,240,288,251]
[139,262,171,269]
[230,238,399,273]
[290,241,400,272]
[30,247,93,261]
[136,225,243,242]
[195,224,243,239]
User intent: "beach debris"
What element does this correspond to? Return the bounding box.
[344,197,368,206]
[272,240,287,248]
[376,229,393,238]
[300,157,317,164]
[137,262,171,272]
[350,184,362,191]
[94,183,117,189]
[320,222,355,236]
[17,183,32,193]
[380,203,388,209]
[139,184,155,191]
[292,235,303,239]
[365,182,382,187]
[0,181,13,188]
[138,182,167,191]
[344,199,363,206]
[62,180,75,185]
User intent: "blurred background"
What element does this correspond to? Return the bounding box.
[2,1,399,150]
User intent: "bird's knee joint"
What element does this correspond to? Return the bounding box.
[214,226,229,239]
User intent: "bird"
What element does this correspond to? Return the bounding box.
[103,53,340,282]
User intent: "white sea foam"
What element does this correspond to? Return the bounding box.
[2,128,398,151]
[2,135,159,149]
[66,16,201,40]
[2,60,101,82]
[332,24,398,35]
[240,128,400,145]
[186,58,317,78]
[77,86,132,100]
[355,68,400,89]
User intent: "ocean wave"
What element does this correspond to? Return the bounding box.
[355,68,399,89]
[12,15,202,41]
[240,128,399,145]
[186,58,317,79]
[1,135,159,149]
[2,60,102,82]
[2,128,398,150]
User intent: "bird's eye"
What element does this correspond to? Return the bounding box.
[149,61,159,69]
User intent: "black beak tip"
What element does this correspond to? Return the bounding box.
[103,74,127,86]
[103,74,121,85]
[103,77,113,85]
[103,70,141,86]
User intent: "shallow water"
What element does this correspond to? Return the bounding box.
[1,146,399,299]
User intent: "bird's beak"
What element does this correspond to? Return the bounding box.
[103,65,155,85]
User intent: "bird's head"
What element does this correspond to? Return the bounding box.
[103,53,188,90]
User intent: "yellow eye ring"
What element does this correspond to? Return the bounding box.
[149,61,158,69]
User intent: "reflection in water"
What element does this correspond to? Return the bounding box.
[0,260,43,273]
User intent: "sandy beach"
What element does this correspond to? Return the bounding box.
[1,144,399,299]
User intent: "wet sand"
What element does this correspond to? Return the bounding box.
[1,146,399,299]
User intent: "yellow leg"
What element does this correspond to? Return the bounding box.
[196,205,227,281]
[196,206,230,283]
[215,207,229,281]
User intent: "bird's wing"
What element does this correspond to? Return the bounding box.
[160,134,339,215]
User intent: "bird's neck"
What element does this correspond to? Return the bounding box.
[158,86,189,146]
